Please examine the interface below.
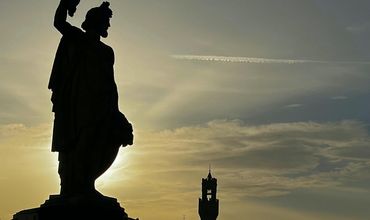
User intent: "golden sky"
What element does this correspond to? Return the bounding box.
[1,0,370,219]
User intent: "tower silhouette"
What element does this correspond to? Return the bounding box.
[198,169,219,220]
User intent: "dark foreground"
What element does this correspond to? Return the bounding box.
[13,194,138,220]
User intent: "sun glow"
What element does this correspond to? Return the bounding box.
[96,148,132,188]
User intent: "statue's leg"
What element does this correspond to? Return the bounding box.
[58,152,66,195]
[58,144,96,196]
[58,152,71,195]
[73,130,96,194]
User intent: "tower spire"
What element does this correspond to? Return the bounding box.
[208,164,213,179]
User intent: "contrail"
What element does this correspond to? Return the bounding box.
[171,55,370,65]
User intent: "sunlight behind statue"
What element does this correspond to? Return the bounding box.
[48,0,134,197]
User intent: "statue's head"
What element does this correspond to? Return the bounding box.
[82,2,113,38]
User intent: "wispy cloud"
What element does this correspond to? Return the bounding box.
[284,104,303,108]
[172,55,370,65]
[331,96,348,100]
[346,22,370,34]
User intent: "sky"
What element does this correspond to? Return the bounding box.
[1,0,370,219]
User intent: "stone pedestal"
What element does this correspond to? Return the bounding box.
[13,194,138,220]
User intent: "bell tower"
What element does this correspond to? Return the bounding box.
[198,168,219,220]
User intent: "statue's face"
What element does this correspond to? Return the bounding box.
[99,17,111,38]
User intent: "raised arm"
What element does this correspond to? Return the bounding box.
[54,0,80,34]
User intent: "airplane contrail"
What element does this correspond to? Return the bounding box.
[171,55,370,65]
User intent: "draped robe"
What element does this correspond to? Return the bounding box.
[49,24,132,195]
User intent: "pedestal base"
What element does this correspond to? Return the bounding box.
[13,194,138,220]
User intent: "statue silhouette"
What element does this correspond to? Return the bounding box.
[13,1,138,219]
[48,0,134,197]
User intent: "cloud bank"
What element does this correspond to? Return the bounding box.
[130,119,370,199]
[1,120,369,219]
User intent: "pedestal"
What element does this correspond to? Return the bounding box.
[13,194,138,220]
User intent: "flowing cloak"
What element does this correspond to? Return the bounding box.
[49,24,132,153]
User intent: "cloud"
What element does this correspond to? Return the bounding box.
[346,22,370,34]
[0,57,52,125]
[1,120,369,219]
[125,119,370,200]
[284,104,303,108]
[171,55,370,65]
[0,123,57,220]
[4,120,367,202]
[0,123,51,150]
[331,96,348,100]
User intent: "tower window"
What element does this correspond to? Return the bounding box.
[207,189,212,200]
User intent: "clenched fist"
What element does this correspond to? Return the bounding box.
[66,0,80,17]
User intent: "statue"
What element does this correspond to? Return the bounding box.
[13,1,138,219]
[48,0,134,197]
